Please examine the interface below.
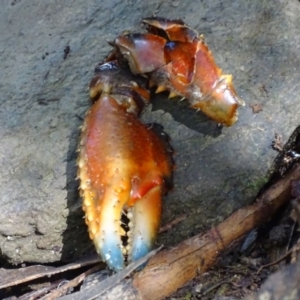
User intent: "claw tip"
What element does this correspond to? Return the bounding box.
[155,85,167,93]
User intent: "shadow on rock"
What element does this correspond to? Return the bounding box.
[152,93,223,138]
[61,119,95,262]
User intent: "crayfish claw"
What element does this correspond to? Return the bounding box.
[78,61,173,272]
[111,17,244,126]
[79,15,243,273]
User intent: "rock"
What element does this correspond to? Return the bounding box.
[246,262,300,300]
[0,0,299,264]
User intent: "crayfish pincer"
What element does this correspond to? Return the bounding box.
[77,61,173,271]
[111,17,244,126]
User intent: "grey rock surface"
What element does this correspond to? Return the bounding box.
[0,0,299,264]
[246,262,300,300]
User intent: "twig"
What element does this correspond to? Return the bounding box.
[201,279,235,296]
[257,243,300,274]
[256,249,294,274]
[0,254,101,290]
[41,264,102,300]
[18,282,59,300]
[159,214,186,233]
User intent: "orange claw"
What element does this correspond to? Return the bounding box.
[78,62,173,271]
[113,17,244,126]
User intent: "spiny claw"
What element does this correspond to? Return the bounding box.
[111,17,244,126]
[78,62,173,271]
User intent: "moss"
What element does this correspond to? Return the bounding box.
[182,292,192,300]
[226,35,234,42]
[246,176,269,192]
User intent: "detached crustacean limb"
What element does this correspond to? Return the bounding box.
[77,61,173,271]
[110,17,245,126]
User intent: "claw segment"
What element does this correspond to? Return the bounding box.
[143,17,198,43]
[129,185,162,262]
[115,33,166,74]
[78,62,173,271]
